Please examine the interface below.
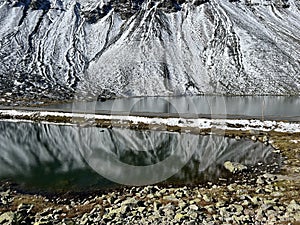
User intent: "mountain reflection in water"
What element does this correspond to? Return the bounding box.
[0,121,279,191]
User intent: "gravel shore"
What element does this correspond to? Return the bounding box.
[1,131,300,225]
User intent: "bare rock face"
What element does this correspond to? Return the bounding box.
[0,0,299,103]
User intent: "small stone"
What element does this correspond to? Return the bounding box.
[205,206,214,214]
[189,204,198,211]
[0,212,15,224]
[193,198,201,204]
[175,213,184,221]
[241,200,249,206]
[256,177,264,184]
[287,200,300,212]
[17,203,33,214]
[0,190,10,198]
[219,207,229,217]
[247,196,259,205]
[262,135,268,142]
[53,208,63,214]
[224,161,247,173]
[175,191,183,198]
[162,195,178,202]
[121,198,137,206]
[215,201,225,208]
[62,218,75,225]
[40,208,52,217]
[102,213,112,222]
[251,136,257,141]
[120,205,130,214]
[255,188,264,194]
[227,184,236,192]
[294,212,300,221]
[178,201,186,209]
[202,195,211,202]
[137,207,145,213]
[232,215,243,222]
[188,212,198,219]
[147,194,154,199]
[264,188,272,193]
[233,204,243,215]
[160,188,167,194]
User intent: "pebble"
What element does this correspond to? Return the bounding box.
[0,171,299,225]
[251,136,257,141]
[224,161,247,173]
[189,204,198,211]
[175,213,185,221]
[202,194,211,202]
[0,212,15,224]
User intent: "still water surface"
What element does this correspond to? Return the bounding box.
[0,121,280,192]
[51,96,300,120]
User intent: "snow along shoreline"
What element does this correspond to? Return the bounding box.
[1,109,300,134]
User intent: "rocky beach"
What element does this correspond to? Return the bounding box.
[1,129,299,225]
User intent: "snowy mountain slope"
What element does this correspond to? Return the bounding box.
[0,0,299,103]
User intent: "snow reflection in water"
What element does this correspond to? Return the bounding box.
[0,121,279,191]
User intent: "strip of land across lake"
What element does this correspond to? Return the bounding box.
[1,106,300,133]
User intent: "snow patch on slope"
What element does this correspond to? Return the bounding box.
[0,0,299,103]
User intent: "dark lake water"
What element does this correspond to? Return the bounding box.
[50,96,300,121]
[0,121,280,192]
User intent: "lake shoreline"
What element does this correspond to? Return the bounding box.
[0,113,300,224]
[1,108,300,134]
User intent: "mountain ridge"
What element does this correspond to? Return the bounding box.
[0,0,299,104]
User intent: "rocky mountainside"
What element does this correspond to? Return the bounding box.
[0,0,299,103]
